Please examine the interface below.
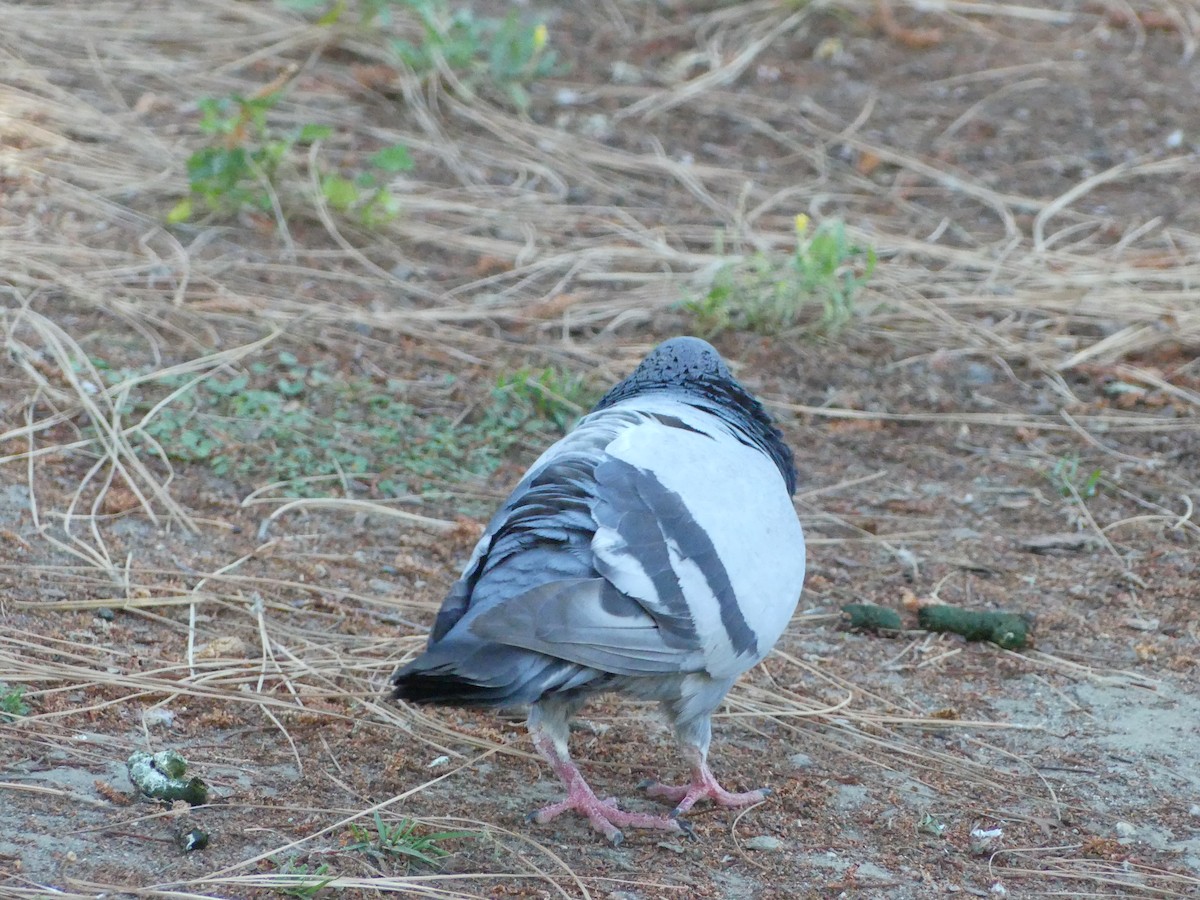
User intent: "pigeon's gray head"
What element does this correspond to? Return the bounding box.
[605,337,733,393]
[592,337,798,494]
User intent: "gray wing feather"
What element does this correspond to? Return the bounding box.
[469,577,706,675]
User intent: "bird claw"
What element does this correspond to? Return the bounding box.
[528,789,694,844]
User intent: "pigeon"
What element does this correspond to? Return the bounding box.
[390,336,806,843]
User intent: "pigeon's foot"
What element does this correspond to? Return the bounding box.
[528,718,692,845]
[642,762,770,818]
[528,782,692,845]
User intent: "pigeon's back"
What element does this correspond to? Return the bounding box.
[391,337,805,709]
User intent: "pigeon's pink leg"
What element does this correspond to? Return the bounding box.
[528,724,691,845]
[642,745,770,817]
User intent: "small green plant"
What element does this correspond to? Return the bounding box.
[279,0,396,27]
[1050,454,1103,499]
[0,683,30,721]
[685,216,876,337]
[271,857,334,898]
[320,144,413,226]
[170,92,332,223]
[91,353,595,504]
[391,1,557,110]
[494,365,592,433]
[345,812,472,867]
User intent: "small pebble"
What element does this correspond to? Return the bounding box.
[964,362,995,386]
[743,835,783,851]
[1115,821,1137,838]
[789,752,814,769]
[1189,804,1200,817]
[143,708,175,728]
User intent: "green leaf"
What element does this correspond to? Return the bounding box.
[316,0,346,25]
[298,123,334,143]
[369,144,413,172]
[321,174,360,211]
[277,377,305,397]
[167,197,194,224]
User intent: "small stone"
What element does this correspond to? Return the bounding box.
[1189,804,1200,818]
[963,362,995,386]
[656,841,685,853]
[789,752,814,769]
[1115,821,1137,838]
[610,62,642,84]
[743,835,783,851]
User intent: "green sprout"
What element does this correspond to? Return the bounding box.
[685,216,876,337]
[345,812,473,867]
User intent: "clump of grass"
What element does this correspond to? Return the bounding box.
[686,216,877,337]
[345,812,473,867]
[494,365,592,433]
[91,353,596,501]
[0,683,30,722]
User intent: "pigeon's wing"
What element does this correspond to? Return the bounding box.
[469,577,706,675]
[466,402,805,681]
[425,415,633,644]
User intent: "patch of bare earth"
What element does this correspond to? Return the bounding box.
[2,1,1199,897]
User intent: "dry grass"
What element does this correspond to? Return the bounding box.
[2,0,1199,897]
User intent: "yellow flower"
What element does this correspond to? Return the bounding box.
[794,213,810,235]
[533,24,548,52]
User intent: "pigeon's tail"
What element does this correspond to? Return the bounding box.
[390,642,602,708]
[390,667,511,707]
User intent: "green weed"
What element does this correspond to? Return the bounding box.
[320,144,413,226]
[169,92,333,223]
[685,217,876,337]
[0,683,30,722]
[493,365,592,433]
[390,0,557,111]
[345,812,473,867]
[281,0,557,110]
[93,353,594,502]
[170,90,413,227]
[270,857,334,898]
[1050,454,1103,499]
[279,0,396,27]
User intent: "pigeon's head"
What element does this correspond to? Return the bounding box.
[614,337,732,392]
[592,337,798,494]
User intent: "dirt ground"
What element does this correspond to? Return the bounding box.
[2,1,1199,897]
